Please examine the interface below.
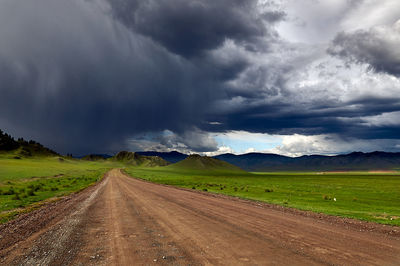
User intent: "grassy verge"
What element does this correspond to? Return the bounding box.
[0,156,120,223]
[125,167,400,226]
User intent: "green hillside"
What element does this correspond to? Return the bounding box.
[167,154,245,173]
[111,151,169,167]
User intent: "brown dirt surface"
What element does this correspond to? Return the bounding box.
[0,169,399,265]
[368,170,398,174]
[318,170,398,174]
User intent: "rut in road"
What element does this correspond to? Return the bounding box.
[1,168,400,265]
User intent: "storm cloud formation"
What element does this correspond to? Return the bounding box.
[0,0,264,153]
[329,20,400,76]
[108,0,282,57]
[0,0,400,155]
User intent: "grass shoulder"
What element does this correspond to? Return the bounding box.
[0,156,120,223]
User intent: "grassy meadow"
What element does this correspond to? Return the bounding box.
[0,154,120,223]
[124,167,400,226]
[1,148,399,227]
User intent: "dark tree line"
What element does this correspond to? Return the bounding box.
[0,129,19,150]
[0,129,58,155]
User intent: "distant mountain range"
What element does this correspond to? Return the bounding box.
[136,151,400,171]
[2,129,400,171]
[215,152,400,171]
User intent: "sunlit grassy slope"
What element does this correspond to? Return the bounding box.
[0,154,121,223]
[165,154,245,172]
[125,166,400,226]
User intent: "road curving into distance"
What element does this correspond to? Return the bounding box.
[1,168,399,265]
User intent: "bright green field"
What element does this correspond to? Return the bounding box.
[0,155,120,223]
[125,167,400,226]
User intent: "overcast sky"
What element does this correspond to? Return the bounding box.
[1,0,400,156]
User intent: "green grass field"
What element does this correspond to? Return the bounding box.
[124,167,400,226]
[0,155,120,223]
[1,150,399,227]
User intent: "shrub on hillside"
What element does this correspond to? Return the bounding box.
[0,129,19,151]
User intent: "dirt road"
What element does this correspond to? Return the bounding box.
[1,169,399,265]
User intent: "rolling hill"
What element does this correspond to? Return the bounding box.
[167,154,245,172]
[111,151,169,167]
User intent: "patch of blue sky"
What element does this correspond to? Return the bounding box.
[213,131,283,154]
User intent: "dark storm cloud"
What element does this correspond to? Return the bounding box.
[204,93,400,140]
[107,0,282,57]
[1,0,400,155]
[0,0,283,154]
[328,21,400,76]
[127,128,218,153]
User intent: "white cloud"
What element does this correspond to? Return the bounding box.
[245,147,257,153]
[203,146,234,156]
[341,0,400,31]
[361,111,400,127]
[276,0,358,43]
